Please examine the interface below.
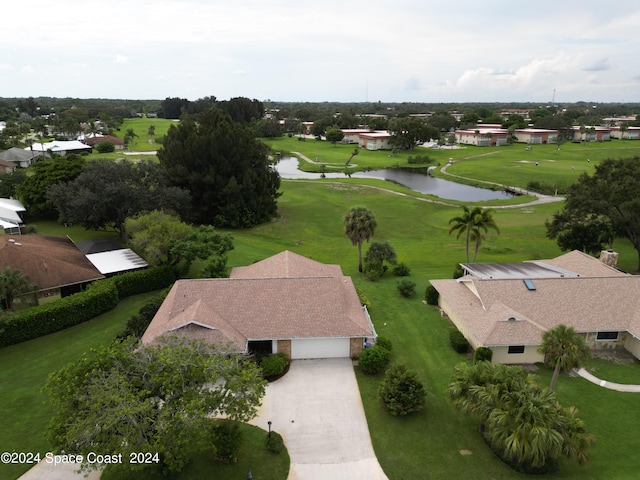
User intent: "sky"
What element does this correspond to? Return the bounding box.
[2,0,639,103]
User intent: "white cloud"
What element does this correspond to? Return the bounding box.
[113,55,130,64]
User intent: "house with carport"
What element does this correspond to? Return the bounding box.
[430,250,640,364]
[514,128,559,145]
[142,251,377,359]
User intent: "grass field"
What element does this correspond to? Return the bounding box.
[3,126,640,479]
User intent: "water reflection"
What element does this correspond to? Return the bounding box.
[275,157,512,202]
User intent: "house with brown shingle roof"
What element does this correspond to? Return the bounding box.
[142,251,377,359]
[0,235,104,309]
[431,250,640,364]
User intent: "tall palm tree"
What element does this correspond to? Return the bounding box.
[537,324,590,390]
[470,209,500,262]
[0,267,36,311]
[448,206,499,263]
[343,206,377,272]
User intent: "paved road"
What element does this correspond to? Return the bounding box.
[250,358,388,480]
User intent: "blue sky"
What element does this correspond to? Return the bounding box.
[2,0,639,103]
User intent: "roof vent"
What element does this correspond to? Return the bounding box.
[14,242,22,246]
[507,316,517,321]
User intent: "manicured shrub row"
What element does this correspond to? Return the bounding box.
[0,280,118,347]
[112,265,176,298]
[0,266,176,347]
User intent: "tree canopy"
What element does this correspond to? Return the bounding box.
[0,267,36,311]
[545,157,640,271]
[47,159,191,235]
[158,107,281,228]
[17,155,86,216]
[388,117,441,149]
[45,336,265,474]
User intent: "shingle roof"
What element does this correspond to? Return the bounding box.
[432,251,640,347]
[0,235,104,291]
[230,250,343,279]
[142,252,374,350]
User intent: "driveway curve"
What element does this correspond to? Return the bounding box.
[250,358,388,480]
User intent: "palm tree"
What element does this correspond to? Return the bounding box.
[537,324,590,390]
[343,206,377,272]
[470,209,500,262]
[0,267,36,311]
[449,206,499,263]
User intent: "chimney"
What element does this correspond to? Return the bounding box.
[600,249,619,268]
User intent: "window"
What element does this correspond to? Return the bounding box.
[508,345,525,354]
[596,331,619,341]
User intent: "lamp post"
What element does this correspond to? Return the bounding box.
[268,420,272,439]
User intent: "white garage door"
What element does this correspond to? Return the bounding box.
[290,338,351,359]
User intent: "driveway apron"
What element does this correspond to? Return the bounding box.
[250,358,388,480]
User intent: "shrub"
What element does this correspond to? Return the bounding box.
[407,154,433,165]
[260,352,290,378]
[425,284,439,305]
[379,365,426,416]
[96,140,115,153]
[397,278,416,297]
[449,329,470,353]
[359,345,391,375]
[265,431,284,454]
[452,265,464,279]
[474,346,494,363]
[212,420,242,464]
[364,261,387,281]
[117,289,170,339]
[392,262,410,277]
[376,336,393,352]
[356,288,371,309]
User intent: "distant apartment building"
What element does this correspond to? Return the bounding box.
[610,126,640,140]
[455,127,509,146]
[514,128,560,145]
[358,131,392,150]
[572,126,611,142]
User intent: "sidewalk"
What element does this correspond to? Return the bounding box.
[575,368,640,392]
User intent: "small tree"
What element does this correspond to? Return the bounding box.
[379,365,426,416]
[325,127,345,144]
[538,324,590,390]
[96,140,115,153]
[364,241,397,280]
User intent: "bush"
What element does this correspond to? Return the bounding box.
[407,154,434,165]
[265,431,284,454]
[392,262,410,277]
[376,336,393,352]
[117,289,170,339]
[449,329,470,353]
[452,265,464,279]
[425,284,439,305]
[96,140,115,153]
[358,345,391,375]
[474,346,494,363]
[397,278,416,297]
[260,352,290,378]
[212,420,242,464]
[378,365,426,416]
[364,261,387,281]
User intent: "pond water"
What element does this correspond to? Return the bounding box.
[275,157,513,202]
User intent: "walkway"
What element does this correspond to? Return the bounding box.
[575,368,640,392]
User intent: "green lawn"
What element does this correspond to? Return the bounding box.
[3,135,640,479]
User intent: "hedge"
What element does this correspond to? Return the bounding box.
[0,266,176,347]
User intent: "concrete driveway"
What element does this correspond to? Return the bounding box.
[250,358,388,480]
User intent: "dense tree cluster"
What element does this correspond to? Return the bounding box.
[47,159,191,234]
[158,107,280,228]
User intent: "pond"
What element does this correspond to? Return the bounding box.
[275,157,513,202]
